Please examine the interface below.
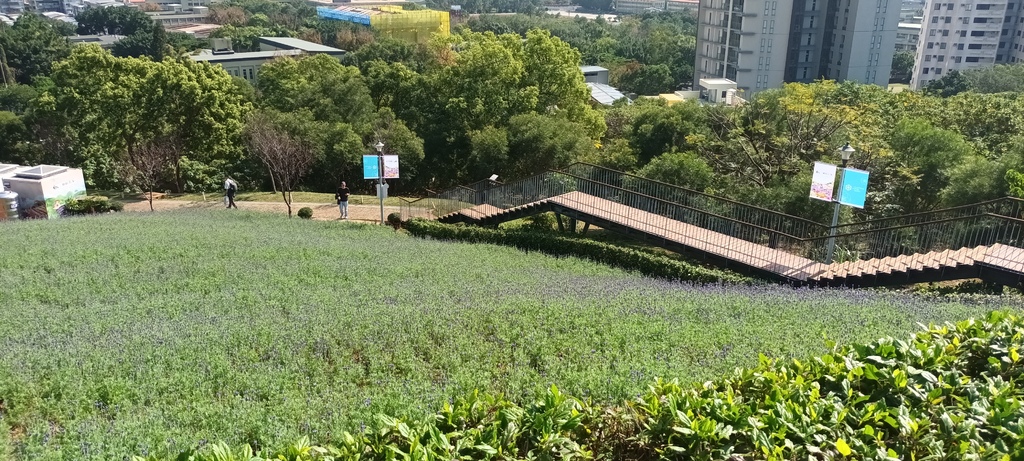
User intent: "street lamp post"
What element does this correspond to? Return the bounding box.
[825,143,856,264]
[374,141,385,225]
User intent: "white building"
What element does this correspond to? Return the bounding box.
[190,37,346,84]
[911,0,1023,90]
[694,0,901,96]
[614,0,697,14]
[896,22,922,51]
[0,0,22,14]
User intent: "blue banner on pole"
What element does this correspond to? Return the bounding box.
[362,155,379,179]
[838,168,869,209]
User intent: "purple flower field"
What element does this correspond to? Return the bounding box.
[0,211,1016,460]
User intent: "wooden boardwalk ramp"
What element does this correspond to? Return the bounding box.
[438,191,1024,288]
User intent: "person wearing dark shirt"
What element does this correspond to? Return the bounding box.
[224,177,238,209]
[335,181,350,219]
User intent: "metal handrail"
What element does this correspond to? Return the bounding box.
[834,196,1024,232]
[427,166,1024,271]
[562,163,827,226]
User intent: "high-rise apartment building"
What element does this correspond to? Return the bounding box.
[0,0,24,15]
[911,1,1024,90]
[695,0,901,95]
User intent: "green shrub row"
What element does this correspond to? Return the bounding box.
[135,311,1024,460]
[404,219,751,285]
[63,195,124,215]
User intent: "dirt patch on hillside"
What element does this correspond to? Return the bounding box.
[122,198,404,222]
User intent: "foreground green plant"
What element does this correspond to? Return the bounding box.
[134,311,1024,460]
[405,219,751,284]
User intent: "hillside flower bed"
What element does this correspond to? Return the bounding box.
[0,212,1017,459]
[132,311,1024,460]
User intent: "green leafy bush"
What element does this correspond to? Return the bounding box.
[405,218,750,284]
[524,211,558,231]
[137,311,1024,461]
[386,212,402,229]
[297,207,313,219]
[64,195,124,215]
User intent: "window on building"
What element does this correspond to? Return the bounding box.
[966,56,980,62]
[946,3,953,10]
[973,18,989,23]
[927,42,934,49]
[943,30,949,36]
[937,55,945,61]
[925,55,932,61]
[961,31,967,37]
[971,31,986,36]
[977,3,991,9]
[955,56,962,63]
[932,16,939,23]
[945,16,952,23]
[958,43,965,50]
[940,43,946,49]
[935,68,943,75]
[923,67,929,74]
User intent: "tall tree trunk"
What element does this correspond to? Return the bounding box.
[282,189,292,217]
[148,186,154,212]
[268,165,277,193]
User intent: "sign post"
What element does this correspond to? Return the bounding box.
[366,143,399,225]
[815,144,866,264]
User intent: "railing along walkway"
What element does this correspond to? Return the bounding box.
[440,190,1024,286]
[549,191,825,280]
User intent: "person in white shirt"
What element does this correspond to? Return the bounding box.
[224,177,239,209]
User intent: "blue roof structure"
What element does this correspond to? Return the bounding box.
[317,6,372,25]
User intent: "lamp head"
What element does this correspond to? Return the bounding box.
[374,141,385,153]
[840,143,855,161]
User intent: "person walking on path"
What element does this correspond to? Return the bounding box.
[224,176,239,209]
[335,181,350,219]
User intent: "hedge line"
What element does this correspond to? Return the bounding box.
[404,219,752,285]
[135,311,1024,460]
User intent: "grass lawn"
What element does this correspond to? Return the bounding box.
[0,211,1017,459]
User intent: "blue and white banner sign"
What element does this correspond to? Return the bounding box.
[363,155,379,179]
[838,168,869,209]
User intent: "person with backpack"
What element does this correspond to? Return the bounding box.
[335,181,350,219]
[224,176,239,209]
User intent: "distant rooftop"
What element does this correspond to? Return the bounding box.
[69,34,125,47]
[898,22,922,30]
[580,65,607,73]
[191,49,306,63]
[587,82,626,106]
[258,37,345,53]
[700,78,737,87]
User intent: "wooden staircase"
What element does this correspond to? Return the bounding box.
[433,191,1024,288]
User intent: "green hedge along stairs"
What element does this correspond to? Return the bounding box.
[400,164,1024,288]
